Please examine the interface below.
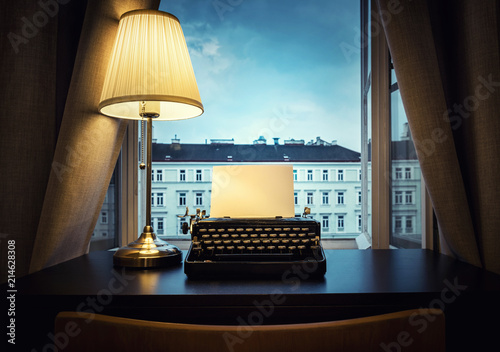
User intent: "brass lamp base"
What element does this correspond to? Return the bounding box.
[113,226,182,268]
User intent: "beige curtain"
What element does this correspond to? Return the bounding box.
[30,0,161,273]
[0,0,160,280]
[0,0,58,281]
[376,0,500,274]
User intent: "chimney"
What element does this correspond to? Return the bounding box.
[273,137,280,145]
[172,134,180,144]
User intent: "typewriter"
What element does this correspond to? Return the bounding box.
[183,165,326,278]
[182,207,326,279]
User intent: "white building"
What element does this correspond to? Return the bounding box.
[138,136,420,245]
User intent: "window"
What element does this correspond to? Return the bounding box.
[294,192,298,205]
[394,191,403,204]
[395,216,402,233]
[337,191,344,205]
[196,169,202,182]
[395,168,402,179]
[178,192,186,206]
[405,167,411,179]
[306,192,314,205]
[322,192,329,205]
[126,0,434,246]
[337,170,344,181]
[151,192,155,207]
[405,217,413,233]
[357,214,362,230]
[337,215,344,231]
[157,217,164,234]
[178,217,187,235]
[157,192,164,207]
[322,215,329,230]
[101,212,108,224]
[195,192,203,206]
[156,169,163,182]
[405,191,413,204]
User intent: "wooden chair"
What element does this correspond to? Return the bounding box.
[54,309,445,352]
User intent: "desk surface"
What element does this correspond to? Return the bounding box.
[10,249,500,351]
[17,249,500,297]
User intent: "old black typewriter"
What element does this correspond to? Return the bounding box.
[182,207,326,279]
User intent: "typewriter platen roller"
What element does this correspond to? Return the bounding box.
[182,207,326,279]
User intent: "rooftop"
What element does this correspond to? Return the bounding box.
[152,142,361,163]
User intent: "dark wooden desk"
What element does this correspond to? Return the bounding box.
[7,249,500,351]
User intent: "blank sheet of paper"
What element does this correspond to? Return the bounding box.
[210,164,294,218]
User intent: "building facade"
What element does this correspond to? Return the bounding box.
[141,137,379,240]
[93,136,421,246]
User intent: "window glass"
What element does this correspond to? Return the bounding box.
[90,166,118,251]
[139,0,366,241]
[390,64,423,248]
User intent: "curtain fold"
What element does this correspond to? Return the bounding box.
[29,0,160,273]
[0,1,59,282]
[376,0,500,274]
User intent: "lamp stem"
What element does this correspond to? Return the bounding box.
[146,116,153,228]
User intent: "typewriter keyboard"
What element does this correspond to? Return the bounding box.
[189,223,321,261]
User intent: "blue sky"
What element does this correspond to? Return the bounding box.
[156,0,361,151]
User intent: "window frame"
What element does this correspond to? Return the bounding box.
[370,0,433,249]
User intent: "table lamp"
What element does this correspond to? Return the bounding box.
[99,10,203,268]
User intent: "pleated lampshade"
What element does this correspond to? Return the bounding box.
[99,10,203,120]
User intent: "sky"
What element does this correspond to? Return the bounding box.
[156,0,362,151]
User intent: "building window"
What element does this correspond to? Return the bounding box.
[337,170,344,181]
[102,232,107,237]
[156,169,163,182]
[405,167,411,179]
[395,167,402,179]
[293,169,298,181]
[307,170,313,181]
[357,191,362,204]
[101,212,108,224]
[195,192,203,206]
[178,218,187,235]
[196,169,202,182]
[405,217,413,233]
[151,193,155,207]
[395,191,403,204]
[337,215,344,231]
[322,215,329,230]
[337,191,344,205]
[395,216,402,233]
[157,218,164,233]
[178,192,186,206]
[322,170,328,181]
[322,192,329,205]
[157,193,164,207]
[294,192,298,205]
[179,169,186,182]
[357,214,362,230]
[306,192,314,205]
[405,191,413,204]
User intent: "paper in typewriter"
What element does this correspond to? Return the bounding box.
[210,164,295,218]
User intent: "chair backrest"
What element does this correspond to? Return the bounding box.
[54,309,444,352]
